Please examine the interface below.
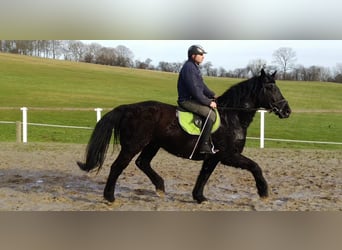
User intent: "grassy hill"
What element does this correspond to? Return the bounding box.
[0,53,341,149]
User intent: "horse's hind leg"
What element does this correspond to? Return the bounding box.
[135,143,165,196]
[103,149,138,203]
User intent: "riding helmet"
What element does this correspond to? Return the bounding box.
[188,45,207,58]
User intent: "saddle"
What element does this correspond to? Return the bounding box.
[176,107,221,135]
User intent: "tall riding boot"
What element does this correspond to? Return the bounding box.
[199,119,218,154]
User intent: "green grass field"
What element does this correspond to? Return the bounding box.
[1,53,341,149]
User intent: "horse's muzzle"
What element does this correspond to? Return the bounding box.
[272,100,291,119]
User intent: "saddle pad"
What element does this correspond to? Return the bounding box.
[177,109,221,135]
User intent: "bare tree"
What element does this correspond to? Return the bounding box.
[334,63,342,75]
[307,66,319,81]
[202,61,213,76]
[272,47,297,80]
[157,61,180,72]
[135,58,153,69]
[41,40,52,58]
[115,45,134,67]
[83,42,102,63]
[172,62,183,73]
[218,67,228,77]
[0,40,13,52]
[292,64,305,81]
[232,68,249,78]
[247,59,267,76]
[50,40,63,59]
[333,63,342,83]
[64,40,85,62]
[318,66,331,82]
[95,47,117,65]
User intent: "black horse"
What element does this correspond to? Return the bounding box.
[77,69,291,204]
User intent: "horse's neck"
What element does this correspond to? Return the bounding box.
[219,83,260,128]
[220,105,257,129]
[238,110,257,129]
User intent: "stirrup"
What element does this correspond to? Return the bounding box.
[199,143,219,155]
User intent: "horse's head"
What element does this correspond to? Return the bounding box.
[258,69,291,118]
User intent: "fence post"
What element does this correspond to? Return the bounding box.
[16,121,22,143]
[258,109,267,148]
[20,107,28,143]
[94,108,103,122]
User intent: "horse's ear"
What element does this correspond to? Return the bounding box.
[260,68,266,78]
[272,71,277,78]
[261,68,266,77]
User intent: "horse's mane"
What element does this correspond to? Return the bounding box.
[217,76,261,108]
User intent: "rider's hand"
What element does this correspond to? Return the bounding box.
[209,101,217,109]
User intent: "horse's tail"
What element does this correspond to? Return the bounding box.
[77,106,123,173]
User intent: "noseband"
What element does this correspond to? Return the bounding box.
[270,99,288,114]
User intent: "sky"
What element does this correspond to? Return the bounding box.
[82,40,342,71]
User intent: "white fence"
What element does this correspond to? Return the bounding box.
[1,107,342,147]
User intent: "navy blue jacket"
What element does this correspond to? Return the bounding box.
[177,60,215,106]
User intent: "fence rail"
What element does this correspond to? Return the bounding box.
[0,121,16,124]
[27,122,92,130]
[247,137,342,145]
[1,107,341,147]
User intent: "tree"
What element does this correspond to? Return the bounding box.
[333,63,342,83]
[232,68,249,78]
[247,59,267,76]
[335,74,342,83]
[63,40,85,62]
[135,58,153,69]
[83,42,102,63]
[95,47,117,65]
[157,61,181,72]
[334,63,342,76]
[218,67,228,77]
[115,45,134,67]
[272,47,297,80]
[292,64,305,81]
[319,67,332,82]
[50,40,63,59]
[202,61,213,76]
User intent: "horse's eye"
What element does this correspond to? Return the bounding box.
[265,83,275,90]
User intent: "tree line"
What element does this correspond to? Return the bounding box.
[1,40,341,83]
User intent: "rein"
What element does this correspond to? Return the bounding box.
[215,78,288,114]
[217,106,271,112]
[217,99,287,113]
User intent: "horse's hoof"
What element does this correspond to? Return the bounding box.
[104,193,115,203]
[259,192,269,198]
[194,196,208,204]
[156,189,165,198]
[260,196,269,201]
[200,200,210,205]
[103,199,115,206]
[258,188,269,198]
[77,161,87,171]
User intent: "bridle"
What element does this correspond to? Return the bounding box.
[261,82,289,115]
[270,98,288,114]
[216,81,288,114]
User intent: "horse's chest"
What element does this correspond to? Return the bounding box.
[233,127,245,140]
[224,116,246,140]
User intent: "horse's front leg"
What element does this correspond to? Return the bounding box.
[192,157,220,204]
[222,153,268,198]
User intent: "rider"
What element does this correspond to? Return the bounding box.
[177,45,219,155]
